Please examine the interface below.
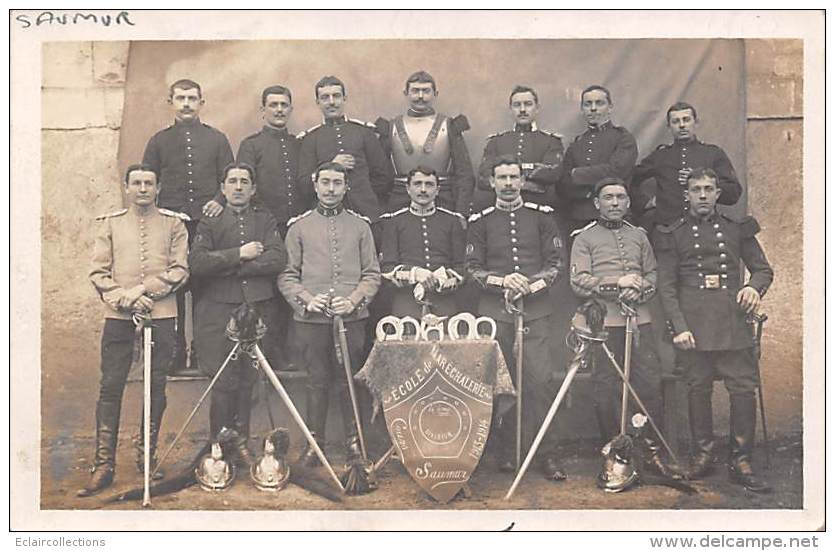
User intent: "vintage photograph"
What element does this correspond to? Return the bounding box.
[12,9,824,531]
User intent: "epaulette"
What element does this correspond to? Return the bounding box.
[450,114,471,133]
[720,212,760,237]
[623,220,647,233]
[570,220,597,237]
[437,206,466,221]
[95,208,127,221]
[655,143,671,151]
[346,208,372,224]
[286,209,313,227]
[380,207,408,220]
[523,202,554,213]
[656,217,685,234]
[468,206,495,223]
[348,118,376,130]
[159,208,191,222]
[485,131,503,140]
[242,129,263,141]
[296,124,322,140]
[537,128,564,140]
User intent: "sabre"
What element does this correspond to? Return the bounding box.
[601,342,679,465]
[334,315,368,461]
[620,303,636,435]
[252,343,345,492]
[141,319,153,508]
[505,343,586,500]
[752,313,771,469]
[511,297,526,471]
[151,343,240,478]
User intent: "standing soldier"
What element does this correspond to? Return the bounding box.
[296,76,393,222]
[189,162,286,466]
[466,156,565,480]
[379,167,467,318]
[473,85,564,211]
[570,177,673,476]
[654,168,773,492]
[376,70,475,216]
[278,162,381,464]
[560,85,638,231]
[143,78,234,372]
[79,164,189,496]
[237,84,301,370]
[631,102,742,232]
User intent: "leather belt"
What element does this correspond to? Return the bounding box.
[681,274,735,290]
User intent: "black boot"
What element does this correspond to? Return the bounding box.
[540,455,567,481]
[234,384,255,467]
[134,421,165,481]
[728,393,771,493]
[495,414,516,473]
[593,402,620,448]
[687,390,716,480]
[77,401,120,497]
[300,389,328,467]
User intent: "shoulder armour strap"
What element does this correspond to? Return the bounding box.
[348,118,376,129]
[296,124,322,139]
[380,207,409,219]
[95,208,127,221]
[468,206,495,223]
[570,220,597,237]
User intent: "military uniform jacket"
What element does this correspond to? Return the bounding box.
[476,123,564,207]
[189,206,286,304]
[142,118,234,221]
[236,125,302,231]
[560,121,638,222]
[632,139,741,225]
[653,211,773,351]
[376,113,475,215]
[570,219,656,327]
[466,201,564,323]
[278,204,381,324]
[379,205,467,315]
[89,206,189,320]
[296,117,394,221]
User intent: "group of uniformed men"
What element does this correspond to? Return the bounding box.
[78,71,774,498]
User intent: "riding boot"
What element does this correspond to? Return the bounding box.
[135,419,165,481]
[594,402,620,448]
[209,389,234,439]
[234,384,255,467]
[77,401,120,497]
[728,393,771,493]
[495,411,516,473]
[300,389,328,467]
[687,390,716,479]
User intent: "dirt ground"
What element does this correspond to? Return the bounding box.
[42,431,802,513]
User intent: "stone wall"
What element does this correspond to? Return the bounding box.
[41,41,130,436]
[743,39,803,434]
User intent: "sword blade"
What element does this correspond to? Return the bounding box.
[514,310,524,471]
[506,352,583,500]
[142,324,152,507]
[253,344,345,493]
[620,318,635,435]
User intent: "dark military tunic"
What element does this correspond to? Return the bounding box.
[653,211,773,351]
[474,123,564,210]
[379,205,467,317]
[632,139,741,226]
[466,201,563,323]
[296,117,394,222]
[236,125,302,234]
[376,113,475,216]
[143,118,234,221]
[560,121,638,224]
[189,205,286,389]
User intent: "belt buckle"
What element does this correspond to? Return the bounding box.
[704,274,720,289]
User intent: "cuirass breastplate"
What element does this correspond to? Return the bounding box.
[391,115,451,174]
